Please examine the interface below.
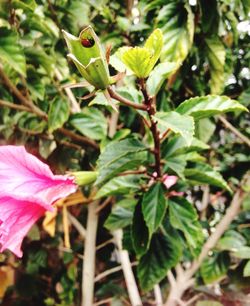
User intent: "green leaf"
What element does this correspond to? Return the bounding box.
[104,198,137,231]
[176,95,248,120]
[164,155,187,178]
[0,28,26,76]
[70,108,107,140]
[12,0,37,11]
[142,183,167,237]
[132,201,150,257]
[151,2,194,63]
[137,232,182,291]
[232,246,250,259]
[169,198,203,254]
[48,97,70,133]
[154,111,195,146]
[217,230,247,251]
[243,260,250,277]
[147,61,179,95]
[205,37,226,94]
[96,138,147,185]
[195,118,216,143]
[184,162,232,193]
[201,252,230,284]
[95,174,143,199]
[120,29,163,78]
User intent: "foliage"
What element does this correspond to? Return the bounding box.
[0,0,249,305]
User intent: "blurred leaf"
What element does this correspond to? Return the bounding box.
[154,111,195,146]
[205,37,226,94]
[12,0,37,11]
[176,95,248,120]
[200,0,219,34]
[48,97,70,132]
[217,230,247,251]
[0,28,26,76]
[142,182,167,237]
[243,260,250,277]
[169,197,203,254]
[195,118,216,143]
[147,61,179,95]
[201,252,230,284]
[232,246,250,259]
[184,162,232,192]
[70,108,107,140]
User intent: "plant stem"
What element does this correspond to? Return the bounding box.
[82,200,99,306]
[108,86,147,111]
[139,78,162,177]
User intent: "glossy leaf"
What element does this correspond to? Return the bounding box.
[0,28,26,76]
[176,95,248,120]
[48,97,70,133]
[70,108,107,140]
[154,111,195,146]
[142,183,167,237]
[169,198,203,254]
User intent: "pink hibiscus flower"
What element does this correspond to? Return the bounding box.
[0,146,77,257]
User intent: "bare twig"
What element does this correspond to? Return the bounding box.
[113,229,143,306]
[154,284,163,306]
[82,200,99,306]
[55,68,81,113]
[95,196,113,214]
[68,212,86,239]
[93,298,113,306]
[219,115,250,148]
[96,238,114,251]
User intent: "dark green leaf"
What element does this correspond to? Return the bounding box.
[142,183,167,237]
[48,97,70,133]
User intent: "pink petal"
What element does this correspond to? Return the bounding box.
[0,196,46,257]
[163,175,178,189]
[0,146,77,207]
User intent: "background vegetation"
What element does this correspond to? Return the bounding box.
[0,0,249,305]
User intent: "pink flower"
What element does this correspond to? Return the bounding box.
[162,174,178,189]
[0,146,77,257]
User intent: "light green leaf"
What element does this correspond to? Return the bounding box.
[147,61,179,95]
[96,138,147,185]
[12,0,37,11]
[154,111,195,146]
[195,118,216,143]
[201,252,230,284]
[95,174,143,199]
[244,260,250,277]
[144,28,164,68]
[205,37,226,94]
[217,230,247,251]
[48,97,69,133]
[169,198,203,254]
[137,232,182,291]
[176,95,248,120]
[232,246,250,259]
[163,155,187,178]
[0,28,26,76]
[184,162,232,193]
[70,108,107,140]
[104,198,137,231]
[142,183,167,237]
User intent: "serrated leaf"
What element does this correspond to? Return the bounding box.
[95,174,142,199]
[147,61,179,95]
[96,138,147,185]
[184,162,232,193]
[137,232,182,291]
[70,108,107,140]
[104,198,137,231]
[119,29,163,78]
[0,28,26,76]
[154,111,194,146]
[195,118,216,143]
[163,155,187,178]
[169,198,203,254]
[205,37,226,94]
[132,201,150,257]
[142,183,167,237]
[200,252,230,284]
[48,97,69,133]
[176,95,248,120]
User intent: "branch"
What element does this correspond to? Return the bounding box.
[113,229,143,306]
[108,86,147,111]
[154,284,163,306]
[68,212,86,239]
[82,200,99,306]
[218,115,250,148]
